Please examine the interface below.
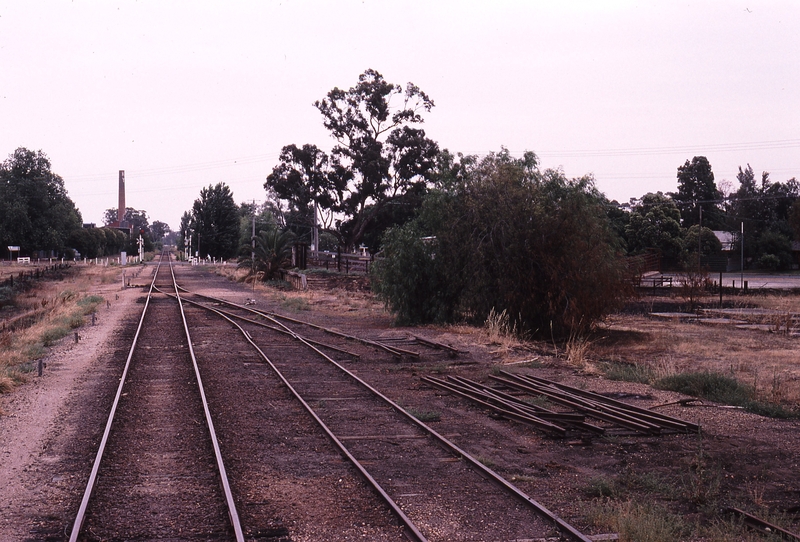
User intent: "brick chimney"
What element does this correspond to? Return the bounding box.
[118,170,125,227]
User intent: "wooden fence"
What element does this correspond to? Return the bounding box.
[306,251,374,275]
[1,263,71,289]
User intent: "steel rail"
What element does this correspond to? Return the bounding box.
[264,309,421,357]
[428,375,604,432]
[167,290,428,542]
[176,286,592,541]
[170,292,361,359]
[490,374,662,434]
[446,376,606,434]
[496,376,662,429]
[514,372,700,432]
[421,376,569,437]
[245,300,593,542]
[495,372,697,433]
[167,257,245,542]
[176,287,418,358]
[411,334,462,355]
[69,253,245,541]
[68,255,164,541]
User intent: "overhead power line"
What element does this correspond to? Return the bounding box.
[531,139,800,158]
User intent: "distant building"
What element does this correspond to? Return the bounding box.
[713,231,737,252]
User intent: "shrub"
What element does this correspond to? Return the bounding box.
[77,295,104,314]
[0,286,16,308]
[373,150,632,336]
[757,253,781,271]
[41,325,71,346]
[371,221,457,325]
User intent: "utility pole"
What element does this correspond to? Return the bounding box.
[698,206,702,269]
[740,221,744,290]
[251,200,256,291]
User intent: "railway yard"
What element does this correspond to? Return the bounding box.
[1,257,799,541]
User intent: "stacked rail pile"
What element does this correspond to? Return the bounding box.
[422,371,699,438]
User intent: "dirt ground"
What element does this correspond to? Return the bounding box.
[1,263,799,541]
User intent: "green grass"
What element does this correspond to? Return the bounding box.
[584,476,619,498]
[655,372,798,419]
[266,279,293,291]
[475,455,498,469]
[22,342,45,360]
[601,362,655,384]
[65,311,85,328]
[40,325,71,346]
[405,407,441,422]
[77,294,104,314]
[279,296,310,311]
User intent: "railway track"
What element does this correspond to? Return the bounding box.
[68,253,244,541]
[175,283,593,541]
[68,253,594,541]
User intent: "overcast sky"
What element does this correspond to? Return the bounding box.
[1,1,798,230]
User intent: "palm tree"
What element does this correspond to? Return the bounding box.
[238,227,295,281]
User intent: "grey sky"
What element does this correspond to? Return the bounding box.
[1,1,798,230]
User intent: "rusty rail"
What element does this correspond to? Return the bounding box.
[726,507,800,540]
[180,293,592,542]
[68,252,245,542]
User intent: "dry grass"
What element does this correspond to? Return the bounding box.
[586,499,688,541]
[0,265,120,394]
[213,264,387,317]
[481,308,531,361]
[591,295,800,407]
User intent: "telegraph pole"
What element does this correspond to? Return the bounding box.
[251,200,256,291]
[740,222,744,290]
[698,206,702,269]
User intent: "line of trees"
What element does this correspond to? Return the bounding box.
[616,156,800,271]
[0,147,177,261]
[0,148,83,258]
[255,69,799,335]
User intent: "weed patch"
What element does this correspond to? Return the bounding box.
[22,341,45,360]
[40,325,71,346]
[602,362,655,384]
[279,295,310,311]
[655,371,798,418]
[587,499,688,542]
[584,476,619,498]
[266,280,293,291]
[475,455,498,469]
[405,407,441,422]
[77,294,104,314]
[0,374,14,393]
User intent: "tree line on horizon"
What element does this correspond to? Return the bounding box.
[4,69,799,334]
[0,147,173,260]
